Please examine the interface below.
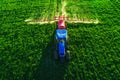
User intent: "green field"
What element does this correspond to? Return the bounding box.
[0,0,120,80]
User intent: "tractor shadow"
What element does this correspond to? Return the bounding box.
[33,27,69,80]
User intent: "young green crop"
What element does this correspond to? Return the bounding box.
[0,0,120,80]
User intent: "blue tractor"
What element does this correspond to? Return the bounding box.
[54,29,70,61]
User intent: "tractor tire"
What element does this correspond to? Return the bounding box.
[54,51,58,60]
[66,50,70,61]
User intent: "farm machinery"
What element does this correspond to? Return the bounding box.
[25,15,99,61]
[54,17,70,61]
[25,14,99,62]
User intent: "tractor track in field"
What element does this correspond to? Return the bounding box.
[55,0,60,17]
[61,0,67,16]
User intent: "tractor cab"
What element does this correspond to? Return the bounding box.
[58,20,66,29]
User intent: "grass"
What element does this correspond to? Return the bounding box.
[0,0,120,80]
